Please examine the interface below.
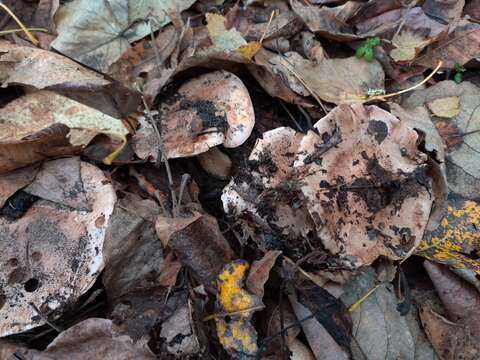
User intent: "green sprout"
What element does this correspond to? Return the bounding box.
[356,37,380,62]
[453,63,466,84]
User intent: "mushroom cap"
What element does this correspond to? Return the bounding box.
[133,70,254,160]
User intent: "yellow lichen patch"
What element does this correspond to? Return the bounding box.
[416,199,480,274]
[215,260,263,357]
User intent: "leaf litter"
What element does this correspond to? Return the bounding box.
[0,0,479,359]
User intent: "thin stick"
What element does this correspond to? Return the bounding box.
[279,100,303,131]
[203,305,265,321]
[177,173,190,209]
[28,302,62,332]
[348,284,381,313]
[141,97,177,217]
[0,2,38,45]
[368,60,443,101]
[259,10,275,44]
[0,27,47,36]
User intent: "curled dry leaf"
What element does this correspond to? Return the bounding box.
[215,260,263,358]
[133,70,254,160]
[0,90,130,166]
[155,207,234,287]
[415,20,480,68]
[0,41,141,118]
[0,123,80,174]
[419,304,479,360]
[0,158,116,336]
[223,104,434,269]
[51,0,196,72]
[263,50,385,104]
[0,164,39,207]
[14,318,155,360]
[402,81,480,198]
[246,250,281,298]
[424,260,480,340]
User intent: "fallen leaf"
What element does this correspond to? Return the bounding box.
[0,158,116,336]
[424,260,480,340]
[0,41,141,118]
[289,338,315,360]
[160,300,200,356]
[0,164,39,207]
[427,96,461,118]
[423,0,465,24]
[390,30,431,62]
[419,304,478,360]
[0,90,130,165]
[246,250,281,298]
[417,197,480,274]
[197,147,232,179]
[415,20,480,68]
[402,80,480,197]
[341,267,418,360]
[206,13,247,51]
[156,207,234,288]
[215,260,263,358]
[264,50,385,104]
[0,123,80,174]
[288,293,349,360]
[51,0,196,72]
[464,0,480,20]
[15,318,156,359]
[133,70,254,160]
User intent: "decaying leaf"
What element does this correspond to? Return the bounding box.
[0,123,80,174]
[415,20,480,68]
[197,147,232,179]
[206,13,247,51]
[51,0,196,72]
[427,96,461,118]
[402,81,480,198]
[263,50,385,104]
[341,267,418,360]
[0,90,130,166]
[0,158,116,336]
[133,70,254,160]
[423,0,465,23]
[14,318,156,359]
[417,197,480,274]
[0,165,39,207]
[246,250,281,298]
[223,104,434,269]
[390,30,431,62]
[215,260,263,358]
[424,261,480,340]
[156,207,234,287]
[420,304,479,360]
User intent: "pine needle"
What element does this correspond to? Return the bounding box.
[0,27,47,36]
[348,284,381,313]
[0,2,39,45]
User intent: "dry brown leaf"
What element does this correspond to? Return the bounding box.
[15,318,155,359]
[156,208,234,288]
[0,164,39,207]
[0,158,116,336]
[0,123,80,174]
[263,50,385,104]
[197,147,232,179]
[423,0,465,24]
[420,304,479,360]
[246,250,281,298]
[416,20,480,68]
[427,96,461,118]
[424,260,480,340]
[390,30,431,62]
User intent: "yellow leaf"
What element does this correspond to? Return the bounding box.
[390,30,431,62]
[426,96,460,118]
[416,199,480,273]
[215,260,263,357]
[236,41,262,60]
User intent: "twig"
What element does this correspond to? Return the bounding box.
[348,284,381,313]
[0,2,38,45]
[0,27,47,36]
[278,100,303,131]
[141,97,177,217]
[28,302,62,333]
[393,1,414,38]
[203,305,265,321]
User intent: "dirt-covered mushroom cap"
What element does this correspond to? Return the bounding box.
[222,104,435,269]
[133,70,254,160]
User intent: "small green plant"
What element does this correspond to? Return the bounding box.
[356,37,380,62]
[453,63,466,84]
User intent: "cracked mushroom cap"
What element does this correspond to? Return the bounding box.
[133,70,254,160]
[222,104,435,269]
[0,158,115,336]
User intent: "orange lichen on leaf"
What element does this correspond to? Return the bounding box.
[215,260,263,357]
[416,200,480,274]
